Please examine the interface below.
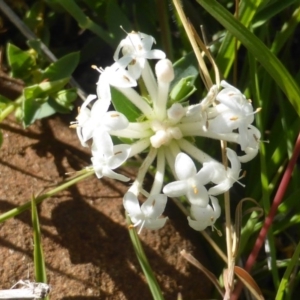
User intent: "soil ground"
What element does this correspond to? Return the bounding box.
[0,113,213,299]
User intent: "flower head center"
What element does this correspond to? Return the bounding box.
[150,118,182,148]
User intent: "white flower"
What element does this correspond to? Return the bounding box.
[114,31,166,79]
[238,124,261,163]
[163,152,212,206]
[204,148,242,196]
[91,131,130,182]
[123,192,168,234]
[185,85,218,118]
[74,94,129,147]
[187,196,221,231]
[208,81,255,150]
[71,94,96,146]
[96,55,137,100]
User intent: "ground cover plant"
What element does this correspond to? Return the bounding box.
[0,0,300,299]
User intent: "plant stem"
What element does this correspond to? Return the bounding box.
[0,102,17,122]
[126,214,165,300]
[245,133,300,271]
[0,170,94,223]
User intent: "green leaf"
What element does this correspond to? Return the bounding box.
[275,241,300,299]
[42,52,80,81]
[24,78,69,100]
[215,0,264,77]
[106,0,132,43]
[111,87,142,122]
[253,0,298,28]
[169,76,197,104]
[24,2,44,32]
[33,101,56,119]
[31,196,48,288]
[171,51,198,90]
[22,78,69,126]
[126,214,164,300]
[6,43,36,78]
[48,88,77,113]
[27,39,44,56]
[196,0,300,116]
[55,0,114,47]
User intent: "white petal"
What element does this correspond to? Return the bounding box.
[144,217,167,230]
[188,216,209,231]
[91,156,104,178]
[103,168,130,182]
[140,34,154,51]
[90,98,111,119]
[141,194,167,219]
[80,94,97,111]
[113,42,123,61]
[146,49,166,60]
[107,144,131,169]
[208,179,230,196]
[128,63,143,80]
[79,123,94,144]
[163,180,188,197]
[195,165,214,185]
[186,182,209,206]
[102,111,129,131]
[238,122,250,150]
[226,148,241,176]
[210,196,221,219]
[175,152,196,180]
[203,161,225,184]
[238,147,258,163]
[97,74,111,100]
[92,130,113,157]
[123,192,142,217]
[113,55,133,69]
[76,126,88,147]
[188,205,213,231]
[208,112,236,134]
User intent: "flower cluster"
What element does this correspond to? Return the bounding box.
[71,31,260,233]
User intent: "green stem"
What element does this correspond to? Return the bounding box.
[126,214,164,300]
[0,170,94,223]
[57,0,114,47]
[0,102,17,122]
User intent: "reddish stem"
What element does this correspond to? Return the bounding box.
[232,132,300,299]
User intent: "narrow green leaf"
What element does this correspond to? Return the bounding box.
[216,0,264,77]
[126,214,164,300]
[106,0,132,42]
[0,171,94,223]
[253,0,298,28]
[56,0,115,47]
[197,0,300,116]
[31,195,47,283]
[275,241,300,299]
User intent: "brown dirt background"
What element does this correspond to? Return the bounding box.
[0,113,214,299]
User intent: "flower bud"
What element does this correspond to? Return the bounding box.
[155,59,174,83]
